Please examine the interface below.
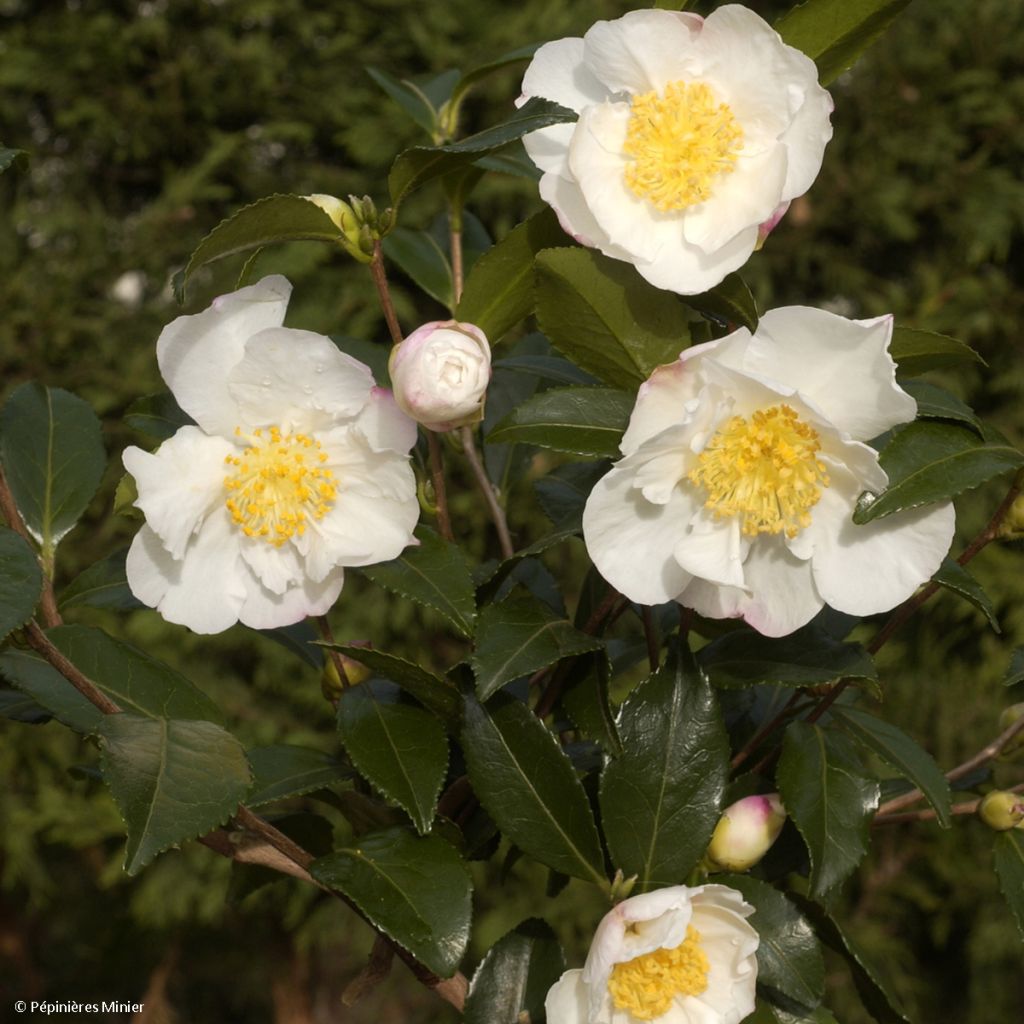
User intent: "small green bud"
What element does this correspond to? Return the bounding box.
[979,790,1024,831]
[303,193,371,263]
[609,869,638,903]
[997,495,1024,540]
[321,650,373,701]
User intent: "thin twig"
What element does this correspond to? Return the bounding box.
[369,240,403,346]
[641,606,659,672]
[23,621,120,713]
[315,615,351,689]
[450,224,464,306]
[874,783,1024,827]
[427,433,454,542]
[730,691,804,772]
[460,426,513,559]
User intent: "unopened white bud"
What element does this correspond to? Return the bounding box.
[706,794,786,872]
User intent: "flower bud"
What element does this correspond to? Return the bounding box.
[304,194,370,263]
[998,703,1024,759]
[979,791,1024,831]
[706,794,786,872]
[321,650,373,700]
[389,320,491,432]
[996,494,1024,539]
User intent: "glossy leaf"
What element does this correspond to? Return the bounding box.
[535,248,691,388]
[933,557,999,633]
[462,692,606,885]
[561,651,622,756]
[831,706,952,827]
[99,712,251,875]
[685,273,758,331]
[173,194,344,300]
[310,826,472,977]
[381,227,453,308]
[777,724,879,897]
[854,421,1023,523]
[900,379,982,432]
[319,643,461,725]
[464,918,564,1024]
[600,643,729,889]
[124,391,192,441]
[59,548,139,612]
[0,624,223,734]
[492,353,598,386]
[775,0,913,85]
[337,687,448,834]
[487,386,633,459]
[535,462,610,532]
[455,208,567,343]
[0,526,43,641]
[698,624,876,689]
[366,66,443,134]
[360,527,476,639]
[472,594,603,701]
[888,326,985,376]
[0,382,105,551]
[993,829,1024,940]
[483,345,543,491]
[721,875,824,1012]
[246,744,352,806]
[475,527,579,602]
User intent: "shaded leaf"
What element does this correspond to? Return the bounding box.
[310,826,472,977]
[777,724,879,897]
[535,461,609,533]
[0,688,51,724]
[993,829,1024,941]
[0,145,28,173]
[99,713,251,874]
[462,692,606,885]
[0,526,43,641]
[1004,646,1024,688]
[888,326,984,376]
[561,651,622,756]
[246,744,352,806]
[685,273,758,331]
[337,687,448,834]
[124,391,193,442]
[933,557,999,633]
[382,227,453,308]
[59,548,140,612]
[0,382,105,551]
[491,353,598,386]
[366,66,442,134]
[600,643,729,889]
[251,620,321,668]
[472,594,603,701]
[449,44,540,110]
[900,379,981,432]
[535,248,691,388]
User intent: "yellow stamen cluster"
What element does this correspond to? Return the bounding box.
[623,80,743,212]
[223,425,336,547]
[689,404,830,538]
[607,926,710,1021]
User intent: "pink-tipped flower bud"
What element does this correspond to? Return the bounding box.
[389,320,491,432]
[706,794,787,872]
[979,791,1024,831]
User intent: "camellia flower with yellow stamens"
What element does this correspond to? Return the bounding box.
[518,5,833,295]
[582,306,956,638]
[123,275,419,635]
[545,885,758,1024]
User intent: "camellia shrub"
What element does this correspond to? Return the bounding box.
[2,1,1023,1022]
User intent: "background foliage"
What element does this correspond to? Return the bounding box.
[2,0,1023,1021]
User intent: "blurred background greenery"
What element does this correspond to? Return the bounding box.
[1,0,1023,1020]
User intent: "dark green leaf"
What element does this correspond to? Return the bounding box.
[0,382,105,552]
[933,557,1000,633]
[721,875,824,1011]
[310,826,472,977]
[777,723,879,897]
[99,712,251,874]
[366,66,441,134]
[600,643,729,889]
[0,145,28,173]
[0,687,51,724]
[900,379,982,432]
[472,594,603,701]
[337,687,448,834]
[0,526,43,641]
[0,624,223,734]
[251,620,321,668]
[456,208,568,343]
[464,918,564,1024]
[888,327,984,376]
[462,692,606,885]
[174,194,343,301]
[775,0,914,85]
[831,705,952,828]
[449,44,540,110]
[483,344,542,491]
[359,527,476,639]
[382,227,453,308]
[246,744,352,806]
[993,829,1024,941]
[854,421,1023,523]
[561,652,622,756]
[1004,646,1024,687]
[534,461,609,533]
[491,354,598,386]
[124,391,193,441]
[535,248,691,388]
[698,625,876,689]
[474,142,542,180]
[488,386,633,459]
[59,549,140,612]
[319,643,461,725]
[685,273,758,331]
[389,98,575,209]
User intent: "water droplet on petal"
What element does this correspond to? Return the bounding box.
[260,377,272,388]
[314,363,325,374]
[303,384,313,395]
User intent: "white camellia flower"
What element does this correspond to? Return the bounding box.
[582,307,956,637]
[519,5,833,295]
[123,275,419,635]
[388,319,491,432]
[546,885,758,1024]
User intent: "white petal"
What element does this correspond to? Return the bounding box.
[544,969,588,1024]
[521,36,609,112]
[228,327,374,433]
[123,427,234,560]
[126,514,247,635]
[674,513,746,589]
[583,9,704,95]
[239,537,306,595]
[678,576,746,623]
[740,537,824,637]
[353,387,418,454]
[778,84,833,199]
[238,565,345,630]
[538,172,633,258]
[635,222,759,296]
[751,308,913,441]
[621,360,699,456]
[583,465,695,605]
[523,122,577,180]
[809,479,955,617]
[157,275,291,437]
